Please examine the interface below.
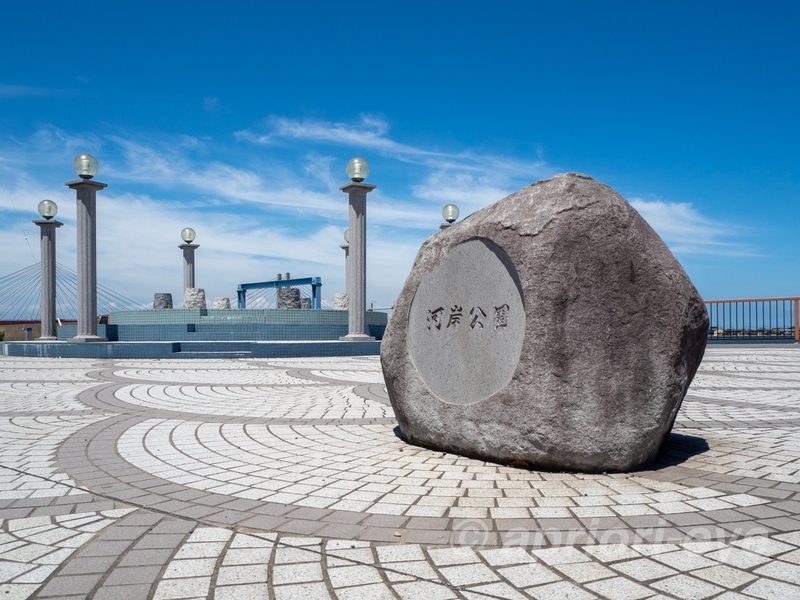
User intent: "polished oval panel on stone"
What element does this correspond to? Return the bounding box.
[407,239,525,405]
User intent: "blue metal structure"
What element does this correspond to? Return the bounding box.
[237,277,322,310]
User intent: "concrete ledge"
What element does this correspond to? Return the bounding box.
[1,340,381,359]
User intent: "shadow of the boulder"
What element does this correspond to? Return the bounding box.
[645,431,710,470]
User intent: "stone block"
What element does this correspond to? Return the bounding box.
[334,293,349,310]
[153,293,173,309]
[183,288,206,309]
[213,297,231,309]
[381,173,708,472]
[277,287,301,309]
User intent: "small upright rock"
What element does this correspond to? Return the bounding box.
[334,293,349,310]
[153,293,173,309]
[183,288,207,309]
[277,287,301,309]
[213,297,231,309]
[381,173,708,472]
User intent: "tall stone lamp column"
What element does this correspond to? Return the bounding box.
[33,200,63,340]
[340,157,375,342]
[179,228,199,291]
[66,153,107,342]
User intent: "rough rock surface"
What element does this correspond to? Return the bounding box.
[183,288,207,309]
[213,297,231,309]
[381,173,708,472]
[300,298,312,309]
[277,287,301,309]
[334,293,349,310]
[153,293,173,309]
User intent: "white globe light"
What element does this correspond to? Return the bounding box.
[38,199,58,220]
[72,153,99,179]
[181,227,196,243]
[442,204,460,223]
[345,157,370,182]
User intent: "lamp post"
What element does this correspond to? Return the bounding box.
[340,157,375,341]
[33,200,63,340]
[179,227,198,292]
[66,153,107,342]
[440,204,460,229]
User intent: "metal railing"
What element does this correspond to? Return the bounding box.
[705,297,800,342]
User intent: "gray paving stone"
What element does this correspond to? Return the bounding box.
[104,565,163,586]
[37,574,104,597]
[118,548,175,566]
[93,583,152,600]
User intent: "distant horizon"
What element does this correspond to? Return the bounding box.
[2,1,798,307]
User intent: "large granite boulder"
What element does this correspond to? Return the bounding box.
[381,173,708,472]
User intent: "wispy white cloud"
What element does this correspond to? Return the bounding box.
[236,114,549,180]
[628,198,756,256]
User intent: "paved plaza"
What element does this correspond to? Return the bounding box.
[0,345,799,599]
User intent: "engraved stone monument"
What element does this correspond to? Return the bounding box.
[381,173,708,472]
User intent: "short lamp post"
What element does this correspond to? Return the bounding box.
[33,200,63,340]
[66,153,107,342]
[340,157,375,341]
[179,228,198,292]
[440,204,460,229]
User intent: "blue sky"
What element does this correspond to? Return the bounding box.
[1,1,799,309]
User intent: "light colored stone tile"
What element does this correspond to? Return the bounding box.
[464,582,528,599]
[526,581,596,600]
[377,545,425,563]
[754,559,800,584]
[732,536,794,557]
[384,560,438,582]
[582,545,641,563]
[479,547,535,566]
[439,563,499,586]
[704,547,770,569]
[611,557,677,581]
[334,583,396,599]
[554,561,615,583]
[653,549,718,570]
[328,565,383,588]
[272,563,323,585]
[650,574,723,599]
[164,558,217,578]
[585,576,652,600]
[741,578,800,599]
[533,547,591,565]
[691,565,757,588]
[393,580,457,600]
[498,563,560,587]
[273,582,332,600]
[274,547,321,564]
[216,564,268,585]
[428,547,480,566]
[214,584,270,600]
[153,577,212,600]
